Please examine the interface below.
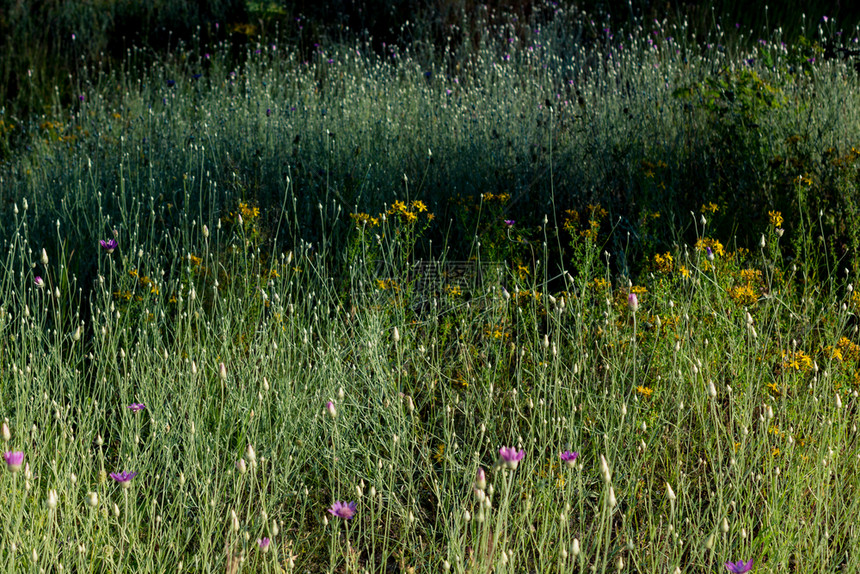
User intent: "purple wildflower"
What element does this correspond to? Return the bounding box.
[34,276,45,288]
[100,239,118,254]
[127,403,145,412]
[499,446,525,469]
[504,219,515,227]
[560,450,579,468]
[3,451,24,473]
[257,537,271,552]
[110,471,138,487]
[725,559,754,573]
[328,500,357,520]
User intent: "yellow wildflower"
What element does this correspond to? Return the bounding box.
[768,210,784,228]
[654,252,674,273]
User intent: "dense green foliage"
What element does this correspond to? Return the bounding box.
[2,2,860,573]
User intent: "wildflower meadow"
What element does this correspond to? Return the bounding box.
[2,1,860,572]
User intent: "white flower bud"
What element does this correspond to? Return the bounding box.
[46,489,58,510]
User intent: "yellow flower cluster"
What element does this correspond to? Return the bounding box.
[375,278,400,291]
[768,210,784,228]
[128,269,159,294]
[728,284,758,306]
[654,252,674,273]
[695,237,725,257]
[701,202,720,214]
[349,212,380,227]
[782,350,813,372]
[481,192,510,203]
[635,385,653,398]
[351,200,432,228]
[239,202,260,221]
[830,337,860,362]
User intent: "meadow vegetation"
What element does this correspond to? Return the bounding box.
[2,1,860,572]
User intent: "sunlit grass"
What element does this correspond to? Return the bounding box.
[2,5,860,573]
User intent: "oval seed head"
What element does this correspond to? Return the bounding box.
[41,248,49,266]
[666,482,676,501]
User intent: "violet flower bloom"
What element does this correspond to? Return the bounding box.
[328,500,357,520]
[127,403,145,412]
[3,451,24,473]
[725,559,754,573]
[499,446,525,469]
[504,219,515,227]
[34,276,45,288]
[100,239,118,254]
[706,246,715,261]
[257,537,271,552]
[560,450,579,468]
[110,471,138,488]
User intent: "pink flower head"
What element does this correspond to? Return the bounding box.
[3,451,24,473]
[257,537,271,552]
[127,403,145,412]
[560,450,579,467]
[499,446,525,469]
[34,276,45,288]
[725,559,754,573]
[504,219,515,227]
[328,500,357,520]
[110,471,138,487]
[100,239,118,254]
[627,293,639,313]
[476,467,487,489]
